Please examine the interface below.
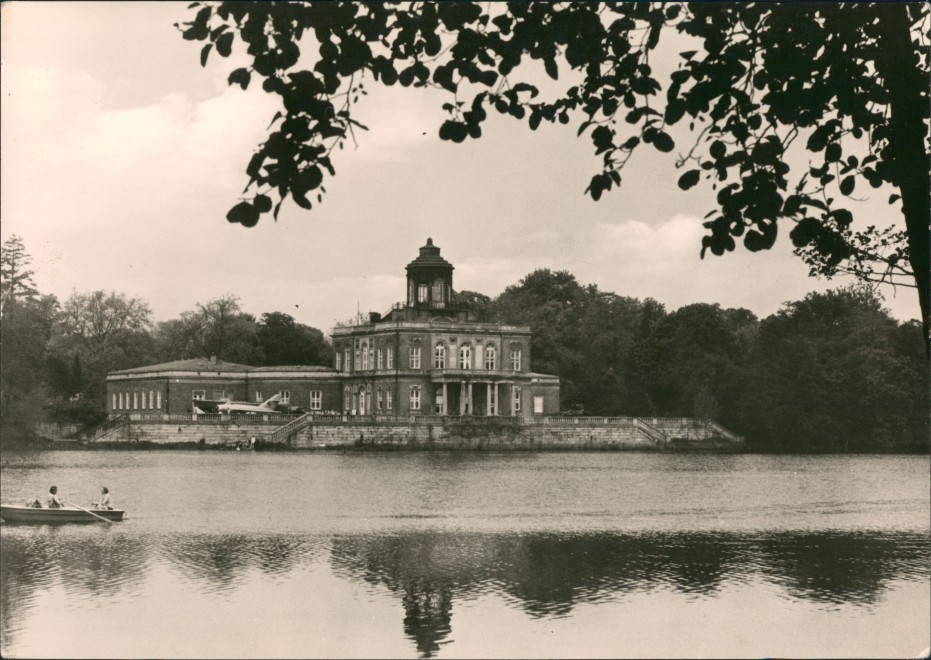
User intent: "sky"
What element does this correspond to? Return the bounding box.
[1,2,920,334]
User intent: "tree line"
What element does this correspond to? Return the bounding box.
[458,269,926,452]
[0,236,332,428]
[1,235,926,451]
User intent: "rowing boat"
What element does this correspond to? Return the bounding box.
[0,505,125,524]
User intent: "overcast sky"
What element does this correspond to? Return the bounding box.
[1,2,919,333]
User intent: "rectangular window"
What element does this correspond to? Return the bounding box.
[335,352,341,371]
[355,348,360,370]
[418,284,428,302]
[344,349,351,372]
[361,346,369,370]
[434,345,446,369]
[409,346,421,369]
[377,348,384,370]
[133,392,138,410]
[279,390,291,404]
[510,349,522,371]
[377,388,383,411]
[513,387,522,413]
[255,391,263,402]
[533,395,544,414]
[148,391,154,409]
[410,385,421,411]
[157,391,162,410]
[310,391,322,410]
[386,389,393,410]
[344,387,351,412]
[212,390,225,401]
[369,347,375,370]
[112,393,117,411]
[387,347,394,369]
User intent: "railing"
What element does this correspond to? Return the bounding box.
[332,318,530,334]
[86,414,130,442]
[122,412,306,425]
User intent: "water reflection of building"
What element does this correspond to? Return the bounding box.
[105,239,559,417]
[327,530,930,657]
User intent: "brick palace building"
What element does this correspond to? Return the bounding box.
[106,239,560,418]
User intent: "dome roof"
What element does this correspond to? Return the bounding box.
[406,238,454,271]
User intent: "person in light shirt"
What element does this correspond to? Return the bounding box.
[94,486,112,510]
[47,486,64,509]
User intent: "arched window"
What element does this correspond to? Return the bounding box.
[434,343,446,369]
[361,341,369,370]
[485,344,497,370]
[459,344,472,369]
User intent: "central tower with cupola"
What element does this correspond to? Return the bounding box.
[406,238,453,309]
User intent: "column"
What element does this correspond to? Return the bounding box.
[442,382,448,416]
[467,382,473,415]
[494,382,499,416]
[460,381,466,415]
[486,383,491,416]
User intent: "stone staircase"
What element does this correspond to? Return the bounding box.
[84,414,131,443]
[269,413,314,445]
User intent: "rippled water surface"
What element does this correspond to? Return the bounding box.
[1,451,928,658]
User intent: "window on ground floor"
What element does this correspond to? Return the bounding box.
[310,391,322,410]
[409,385,421,411]
[513,387,521,413]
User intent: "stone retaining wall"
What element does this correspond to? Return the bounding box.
[86,417,744,451]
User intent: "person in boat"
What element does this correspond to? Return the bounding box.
[94,486,112,510]
[47,486,64,509]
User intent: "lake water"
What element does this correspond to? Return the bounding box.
[1,451,928,658]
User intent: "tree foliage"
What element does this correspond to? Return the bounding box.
[256,311,334,366]
[154,294,261,364]
[737,287,927,451]
[1,234,40,313]
[179,1,930,342]
[486,274,925,451]
[52,290,157,407]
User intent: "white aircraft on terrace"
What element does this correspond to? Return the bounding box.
[194,393,284,414]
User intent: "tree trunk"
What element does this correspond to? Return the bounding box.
[875,3,930,355]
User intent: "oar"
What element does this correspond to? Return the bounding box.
[62,499,113,525]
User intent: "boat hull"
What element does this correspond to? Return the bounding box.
[0,505,125,524]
